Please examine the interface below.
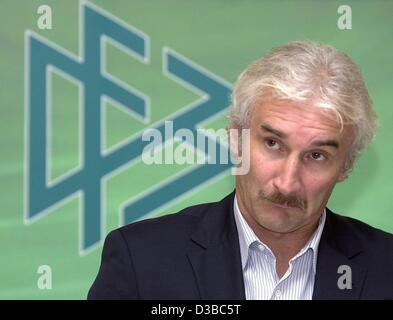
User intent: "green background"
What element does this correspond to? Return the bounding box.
[1,0,392,299]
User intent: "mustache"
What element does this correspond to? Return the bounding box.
[258,190,307,210]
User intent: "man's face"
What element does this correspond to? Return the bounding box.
[235,95,354,235]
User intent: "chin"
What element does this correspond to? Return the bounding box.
[261,222,297,234]
[256,213,298,234]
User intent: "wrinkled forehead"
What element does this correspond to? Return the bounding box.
[254,93,343,128]
[251,94,355,144]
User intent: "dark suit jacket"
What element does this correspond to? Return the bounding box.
[88,192,393,299]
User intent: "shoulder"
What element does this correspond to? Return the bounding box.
[326,209,393,252]
[107,195,232,254]
[117,201,215,239]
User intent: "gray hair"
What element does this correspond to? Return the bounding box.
[230,41,378,166]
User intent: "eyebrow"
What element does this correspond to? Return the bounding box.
[261,124,287,138]
[311,139,339,149]
[261,124,339,149]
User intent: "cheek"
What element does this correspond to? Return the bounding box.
[306,176,337,203]
[248,149,276,184]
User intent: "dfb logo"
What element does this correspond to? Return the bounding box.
[25,2,232,254]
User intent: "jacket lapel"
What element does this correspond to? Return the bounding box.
[313,209,367,299]
[187,192,246,299]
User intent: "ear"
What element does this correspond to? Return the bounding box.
[337,160,354,182]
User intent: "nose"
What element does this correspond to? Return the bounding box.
[272,156,302,197]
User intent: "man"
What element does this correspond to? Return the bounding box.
[88,41,393,299]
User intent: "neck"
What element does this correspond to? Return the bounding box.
[256,221,318,259]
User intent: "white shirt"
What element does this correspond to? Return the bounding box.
[233,195,326,300]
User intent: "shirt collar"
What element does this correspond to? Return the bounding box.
[233,194,326,273]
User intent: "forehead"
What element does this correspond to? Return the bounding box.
[251,95,354,145]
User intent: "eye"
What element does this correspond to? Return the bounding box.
[265,139,280,150]
[310,152,326,161]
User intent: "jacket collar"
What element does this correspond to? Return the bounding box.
[187,191,246,299]
[312,208,367,299]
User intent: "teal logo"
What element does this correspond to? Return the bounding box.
[25,2,232,254]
